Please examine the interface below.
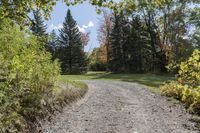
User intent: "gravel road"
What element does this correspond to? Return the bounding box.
[42,80,199,133]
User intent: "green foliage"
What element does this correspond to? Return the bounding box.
[127,15,154,72]
[107,12,166,73]
[161,81,184,99]
[30,9,47,36]
[30,9,48,45]
[89,61,107,71]
[57,9,88,74]
[181,86,200,114]
[0,0,57,25]
[47,30,59,60]
[88,47,107,71]
[0,0,135,26]
[108,13,127,72]
[178,49,200,88]
[162,49,200,114]
[0,19,60,132]
[181,86,195,108]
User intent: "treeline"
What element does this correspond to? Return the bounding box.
[93,1,199,73]
[108,13,168,73]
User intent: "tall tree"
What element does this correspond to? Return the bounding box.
[128,15,152,72]
[58,9,87,74]
[108,13,123,72]
[98,10,113,68]
[108,12,130,72]
[30,9,48,44]
[47,30,58,60]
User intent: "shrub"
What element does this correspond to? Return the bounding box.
[177,49,200,88]
[182,86,200,114]
[162,49,200,115]
[161,81,184,100]
[178,49,200,114]
[0,19,60,132]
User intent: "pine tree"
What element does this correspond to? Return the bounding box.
[120,16,131,72]
[108,13,129,72]
[47,30,58,60]
[31,9,47,36]
[30,9,48,44]
[58,9,87,74]
[128,16,152,72]
[107,14,153,73]
[108,13,123,72]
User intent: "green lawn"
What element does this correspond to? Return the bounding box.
[60,71,173,93]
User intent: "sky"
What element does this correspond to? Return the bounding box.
[46,0,101,52]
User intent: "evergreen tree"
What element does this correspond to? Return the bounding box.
[58,9,87,74]
[120,16,131,72]
[108,13,130,72]
[108,14,154,73]
[128,16,152,72]
[31,9,47,36]
[47,30,58,60]
[108,13,124,72]
[30,9,48,44]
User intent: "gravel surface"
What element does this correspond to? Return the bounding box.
[42,80,199,133]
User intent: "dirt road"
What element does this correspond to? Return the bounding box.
[42,80,198,133]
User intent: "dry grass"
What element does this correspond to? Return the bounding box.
[190,115,200,130]
[54,80,88,108]
[28,80,88,132]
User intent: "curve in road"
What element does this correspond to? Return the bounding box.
[42,80,198,133]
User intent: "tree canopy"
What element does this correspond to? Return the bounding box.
[1,0,199,26]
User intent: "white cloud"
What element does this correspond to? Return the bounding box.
[78,21,94,33]
[82,25,88,29]
[49,21,94,33]
[88,21,94,27]
[78,26,86,33]
[49,24,63,31]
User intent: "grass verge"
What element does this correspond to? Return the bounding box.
[53,78,88,107]
[61,71,173,93]
[29,78,88,132]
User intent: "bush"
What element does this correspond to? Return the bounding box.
[0,20,60,132]
[177,49,200,88]
[182,86,200,114]
[179,49,200,114]
[161,81,184,100]
[162,49,200,115]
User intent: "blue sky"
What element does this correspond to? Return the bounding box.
[46,1,100,52]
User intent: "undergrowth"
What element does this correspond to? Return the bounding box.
[0,19,88,133]
[161,49,200,115]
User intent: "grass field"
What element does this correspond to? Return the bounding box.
[60,71,173,93]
